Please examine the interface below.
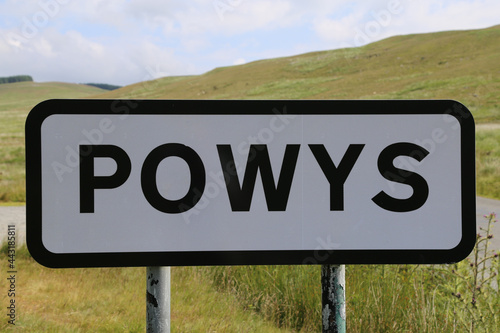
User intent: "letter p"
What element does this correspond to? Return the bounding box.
[80,145,131,213]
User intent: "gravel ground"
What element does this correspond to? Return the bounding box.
[1,197,499,251]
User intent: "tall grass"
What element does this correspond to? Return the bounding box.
[0,246,288,332]
[1,214,498,331]
[203,214,499,332]
[477,129,500,199]
[346,265,450,332]
[443,213,500,332]
[201,265,321,331]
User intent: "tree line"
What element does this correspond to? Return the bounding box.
[0,75,33,84]
[84,83,121,91]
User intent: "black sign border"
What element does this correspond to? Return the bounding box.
[26,99,476,268]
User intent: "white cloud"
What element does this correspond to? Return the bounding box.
[0,0,499,85]
[310,0,500,49]
[181,37,210,53]
[164,0,294,36]
[233,58,246,65]
[313,12,365,45]
[395,0,500,34]
[0,26,195,85]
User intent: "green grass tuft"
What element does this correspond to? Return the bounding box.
[477,128,500,199]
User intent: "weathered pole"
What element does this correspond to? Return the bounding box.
[321,264,346,333]
[146,266,171,333]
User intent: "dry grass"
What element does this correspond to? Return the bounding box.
[0,246,288,332]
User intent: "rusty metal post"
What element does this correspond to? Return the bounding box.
[322,264,346,333]
[147,266,171,333]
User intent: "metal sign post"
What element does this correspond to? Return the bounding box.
[146,266,171,333]
[322,265,346,333]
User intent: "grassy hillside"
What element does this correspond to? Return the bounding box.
[96,25,500,123]
[93,25,500,200]
[0,82,104,202]
[2,25,500,202]
[0,81,104,112]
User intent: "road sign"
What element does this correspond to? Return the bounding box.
[26,99,475,267]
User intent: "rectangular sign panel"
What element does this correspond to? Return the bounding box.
[26,99,475,267]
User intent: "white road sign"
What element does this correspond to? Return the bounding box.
[26,99,475,267]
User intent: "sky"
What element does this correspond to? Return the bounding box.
[0,0,499,86]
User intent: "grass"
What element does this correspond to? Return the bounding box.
[95,25,500,121]
[0,245,288,332]
[2,25,499,203]
[477,128,500,199]
[0,82,104,203]
[246,77,333,99]
[201,214,499,332]
[198,263,495,332]
[346,265,446,332]
[0,81,103,112]
[1,214,498,331]
[201,265,321,331]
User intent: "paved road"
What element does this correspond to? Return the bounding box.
[1,205,26,245]
[1,198,499,251]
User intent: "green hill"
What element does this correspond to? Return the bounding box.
[1,25,500,202]
[0,82,104,202]
[96,24,500,123]
[0,81,104,112]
